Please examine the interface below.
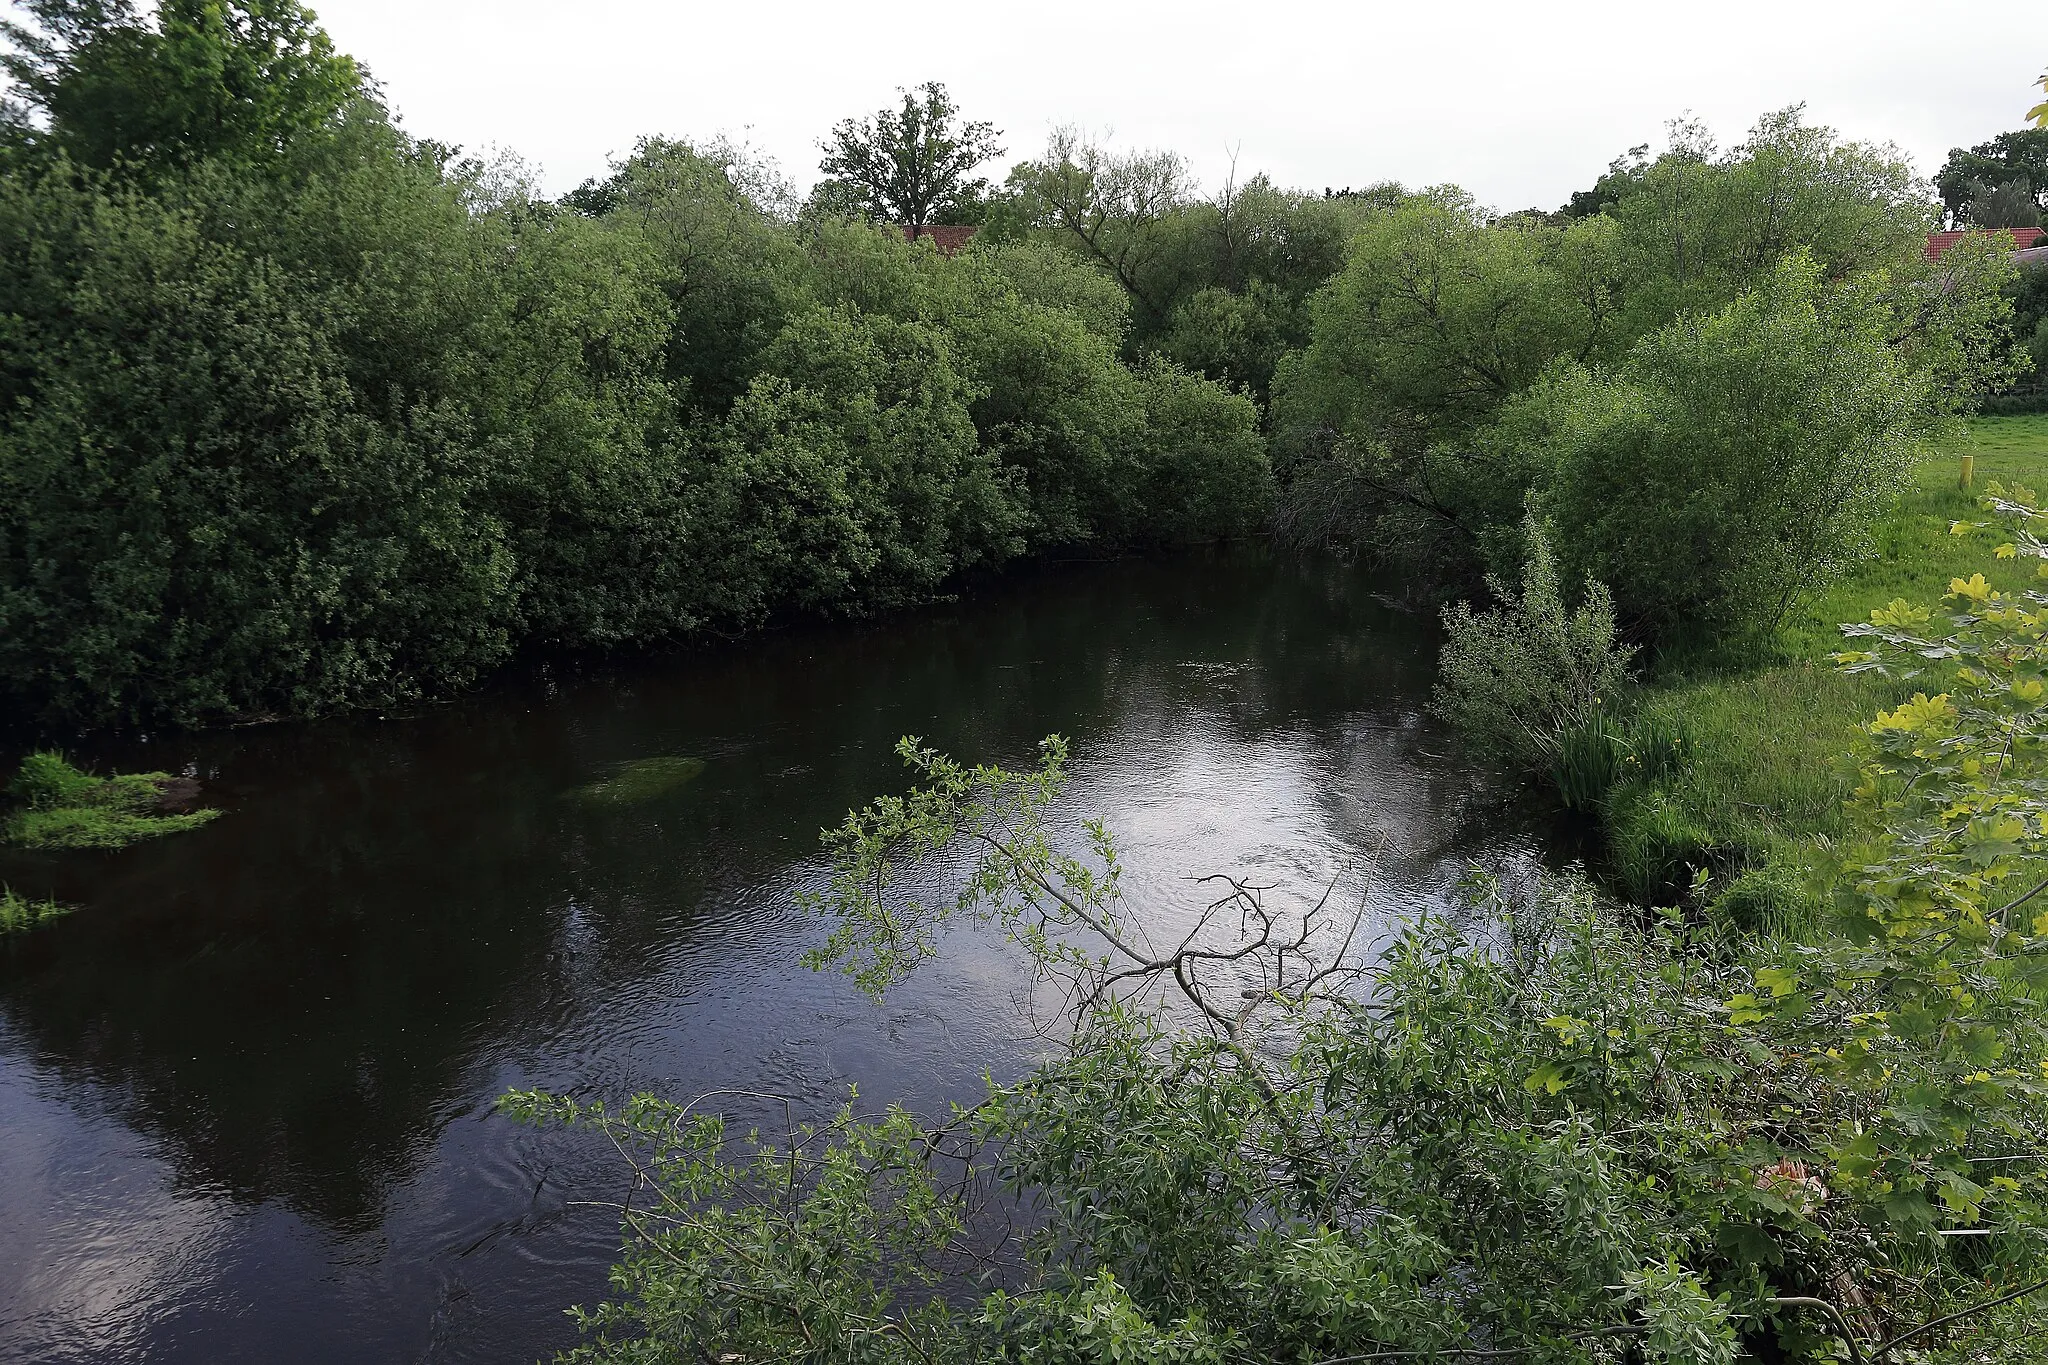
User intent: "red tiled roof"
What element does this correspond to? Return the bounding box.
[1926,227,2045,260]
[894,224,979,255]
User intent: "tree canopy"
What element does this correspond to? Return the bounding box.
[1935,127,2048,228]
[815,81,1001,235]
[0,14,1272,727]
[0,0,361,176]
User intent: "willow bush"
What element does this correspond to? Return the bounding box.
[0,5,1269,728]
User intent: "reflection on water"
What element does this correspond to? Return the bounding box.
[0,549,1548,1363]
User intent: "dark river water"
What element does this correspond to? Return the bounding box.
[0,549,1554,1363]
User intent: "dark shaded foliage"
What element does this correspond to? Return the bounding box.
[0,10,1268,729]
[1935,127,2048,227]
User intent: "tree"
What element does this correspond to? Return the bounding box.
[2013,260,2048,391]
[1935,128,2048,228]
[1970,176,2042,230]
[1150,170,1367,396]
[1533,253,1961,637]
[1559,142,1651,219]
[563,136,806,413]
[1273,192,1624,454]
[1001,133,1370,397]
[0,0,362,176]
[1266,193,1623,577]
[1001,127,1196,325]
[1608,109,1930,335]
[816,81,1001,238]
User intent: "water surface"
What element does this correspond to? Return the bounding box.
[0,550,1549,1363]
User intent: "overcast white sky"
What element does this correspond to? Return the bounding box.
[12,2,2045,207]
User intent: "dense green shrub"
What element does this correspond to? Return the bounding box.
[1,0,362,180]
[968,237,1132,347]
[1433,521,1635,766]
[754,304,1025,601]
[1154,282,1289,394]
[919,265,1143,549]
[1125,357,1273,542]
[0,149,521,723]
[1533,254,1944,635]
[0,4,1272,729]
[690,376,881,622]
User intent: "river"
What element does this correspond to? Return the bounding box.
[0,549,1554,1363]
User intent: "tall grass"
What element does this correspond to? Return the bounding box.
[1603,666,1878,924]
[0,886,69,935]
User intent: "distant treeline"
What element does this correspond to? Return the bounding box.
[992,115,2033,650]
[0,2,2038,728]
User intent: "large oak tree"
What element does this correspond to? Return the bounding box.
[815,81,1001,237]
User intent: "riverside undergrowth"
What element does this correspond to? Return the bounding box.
[506,715,2048,1361]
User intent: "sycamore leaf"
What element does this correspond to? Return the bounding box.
[1950,574,1995,604]
[1524,1060,1571,1095]
[1540,1015,1589,1045]
[1872,693,1953,735]
[1756,966,1801,998]
[1727,992,1767,1026]
[1868,599,1931,628]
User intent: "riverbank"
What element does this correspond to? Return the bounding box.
[1602,413,2048,928]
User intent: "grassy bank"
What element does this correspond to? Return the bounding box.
[1603,413,2048,926]
[2,751,219,851]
